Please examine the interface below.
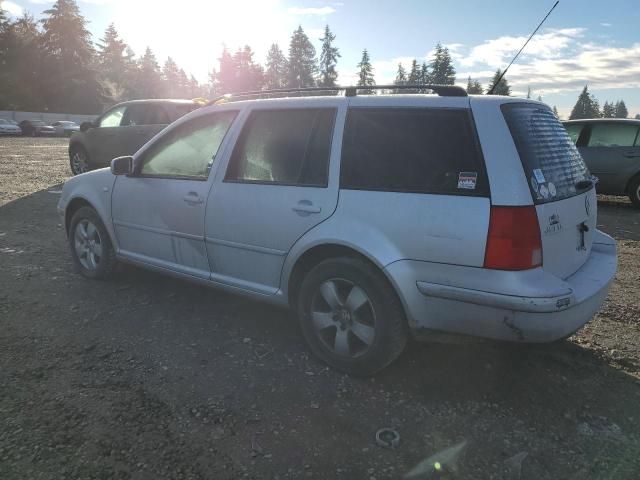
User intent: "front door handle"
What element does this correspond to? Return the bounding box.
[183,192,204,205]
[293,200,321,215]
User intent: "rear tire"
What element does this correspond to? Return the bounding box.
[70,145,90,175]
[68,207,116,280]
[297,257,408,376]
[628,176,640,208]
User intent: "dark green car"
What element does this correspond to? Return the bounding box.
[564,118,640,207]
[68,99,200,175]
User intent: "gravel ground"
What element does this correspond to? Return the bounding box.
[1,137,639,480]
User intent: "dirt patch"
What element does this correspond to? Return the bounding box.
[1,137,639,479]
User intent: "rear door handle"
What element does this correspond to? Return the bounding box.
[183,192,204,205]
[292,200,321,215]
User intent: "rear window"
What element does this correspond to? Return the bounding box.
[340,108,488,195]
[502,103,590,204]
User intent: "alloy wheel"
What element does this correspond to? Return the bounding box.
[71,151,89,174]
[310,278,376,358]
[73,219,103,271]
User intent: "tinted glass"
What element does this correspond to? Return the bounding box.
[121,104,148,126]
[588,123,639,147]
[145,105,170,125]
[502,103,590,204]
[140,111,237,179]
[171,103,200,121]
[564,124,583,144]
[99,106,126,128]
[340,108,487,195]
[226,109,336,187]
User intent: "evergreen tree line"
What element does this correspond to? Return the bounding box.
[569,85,633,120]
[1,1,638,117]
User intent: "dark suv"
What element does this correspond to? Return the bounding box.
[564,118,640,206]
[68,99,200,175]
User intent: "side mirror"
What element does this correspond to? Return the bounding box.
[111,156,133,176]
[80,121,95,132]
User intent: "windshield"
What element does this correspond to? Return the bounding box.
[502,103,591,204]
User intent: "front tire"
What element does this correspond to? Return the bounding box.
[628,176,640,208]
[68,207,116,280]
[297,257,408,376]
[70,146,90,175]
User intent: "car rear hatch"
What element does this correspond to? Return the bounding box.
[502,102,596,279]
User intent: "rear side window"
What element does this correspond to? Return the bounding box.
[564,124,583,144]
[225,108,336,187]
[502,103,590,204]
[587,123,639,147]
[171,103,200,121]
[340,108,488,195]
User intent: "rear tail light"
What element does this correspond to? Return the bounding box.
[484,206,542,270]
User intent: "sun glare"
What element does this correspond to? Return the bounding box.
[113,0,291,81]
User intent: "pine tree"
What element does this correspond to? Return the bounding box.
[569,85,601,120]
[162,57,180,97]
[429,43,455,85]
[40,0,103,113]
[264,43,288,90]
[233,45,263,92]
[615,100,628,118]
[537,95,542,102]
[487,69,511,96]
[394,63,407,85]
[408,59,420,84]
[635,114,640,120]
[552,105,560,119]
[287,26,317,88]
[0,12,43,110]
[356,49,375,94]
[318,25,340,87]
[96,23,131,103]
[602,101,615,118]
[466,76,483,94]
[420,61,430,85]
[216,46,236,93]
[136,47,163,98]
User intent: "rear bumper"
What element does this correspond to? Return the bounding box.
[385,230,617,342]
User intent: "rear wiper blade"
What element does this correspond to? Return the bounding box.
[575,179,594,192]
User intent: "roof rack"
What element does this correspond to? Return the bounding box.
[207,84,467,105]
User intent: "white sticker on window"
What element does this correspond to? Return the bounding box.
[539,184,550,199]
[533,168,546,184]
[548,182,557,197]
[457,172,478,190]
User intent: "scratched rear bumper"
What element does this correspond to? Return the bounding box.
[385,230,617,342]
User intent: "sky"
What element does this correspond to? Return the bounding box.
[4,0,640,118]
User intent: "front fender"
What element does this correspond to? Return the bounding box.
[58,169,118,248]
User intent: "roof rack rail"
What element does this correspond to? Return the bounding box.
[207,84,467,105]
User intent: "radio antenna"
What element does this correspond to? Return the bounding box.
[488,1,560,95]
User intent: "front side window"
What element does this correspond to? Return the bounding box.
[587,124,639,148]
[145,105,171,125]
[225,108,336,187]
[340,108,488,195]
[99,106,126,128]
[140,111,237,179]
[121,104,149,127]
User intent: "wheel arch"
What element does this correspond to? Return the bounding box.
[64,195,118,249]
[286,242,404,314]
[625,170,640,196]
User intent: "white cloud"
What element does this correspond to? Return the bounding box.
[3,1,23,16]
[600,22,612,27]
[287,6,336,15]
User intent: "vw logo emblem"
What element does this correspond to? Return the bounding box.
[585,195,591,216]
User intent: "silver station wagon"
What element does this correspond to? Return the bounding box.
[58,86,617,375]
